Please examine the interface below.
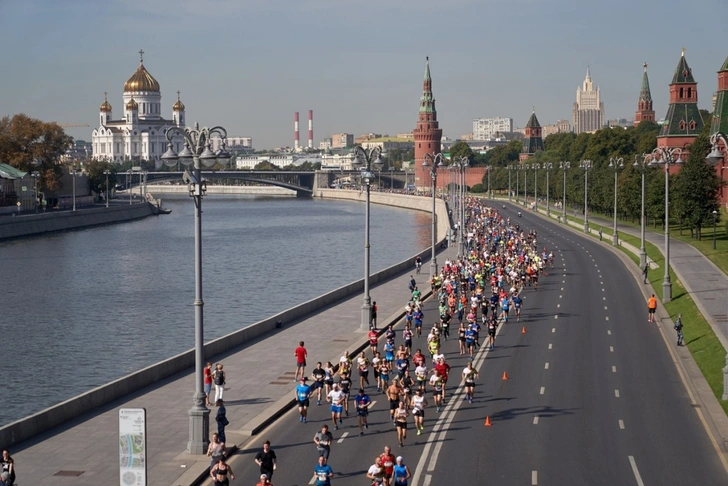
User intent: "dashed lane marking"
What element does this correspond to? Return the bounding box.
[606,317,609,321]
[337,432,349,443]
[607,330,612,335]
[532,470,538,485]
[557,304,561,308]
[548,343,553,349]
[615,389,620,398]
[629,456,646,486]
[533,416,539,425]
[604,306,608,310]
[612,366,617,373]
[544,362,549,370]
[610,346,614,352]
[555,315,558,320]
[552,328,556,333]
[540,387,545,395]
[619,420,625,430]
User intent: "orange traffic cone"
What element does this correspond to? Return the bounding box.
[484,416,492,427]
[502,371,508,380]
[521,326,527,334]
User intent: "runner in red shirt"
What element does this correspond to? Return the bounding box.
[369,328,379,355]
[379,445,396,486]
[294,341,308,382]
[434,357,451,402]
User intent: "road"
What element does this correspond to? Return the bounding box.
[210,201,728,486]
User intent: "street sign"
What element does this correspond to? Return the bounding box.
[21,186,27,192]
[16,202,20,207]
[119,408,147,486]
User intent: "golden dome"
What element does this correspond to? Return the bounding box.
[100,100,112,112]
[126,97,138,110]
[172,91,185,111]
[123,63,160,93]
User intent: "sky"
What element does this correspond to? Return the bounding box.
[1,0,726,149]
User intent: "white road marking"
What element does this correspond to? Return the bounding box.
[619,419,625,429]
[309,475,316,485]
[423,474,432,486]
[532,470,538,485]
[600,281,604,285]
[603,297,606,301]
[559,295,563,299]
[370,401,377,408]
[629,456,646,486]
[337,432,349,443]
[595,264,598,267]
[615,389,620,398]
[557,304,561,308]
[604,306,608,310]
[533,416,539,425]
[540,386,545,395]
[552,328,556,332]
[544,362,549,370]
[548,343,553,349]
[562,280,565,283]
[561,287,564,291]
[610,346,614,352]
[606,316,609,321]
[602,288,605,292]
[555,315,558,320]
[612,366,617,373]
[607,330,612,335]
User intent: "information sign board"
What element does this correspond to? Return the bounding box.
[119,408,147,486]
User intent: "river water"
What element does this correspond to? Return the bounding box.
[0,196,430,426]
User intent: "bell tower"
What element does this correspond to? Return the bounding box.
[634,63,655,125]
[413,57,443,189]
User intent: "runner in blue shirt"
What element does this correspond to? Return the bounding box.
[512,293,523,322]
[393,456,412,486]
[413,309,424,337]
[384,340,395,364]
[465,327,476,359]
[313,456,334,486]
[296,377,312,423]
[354,388,371,435]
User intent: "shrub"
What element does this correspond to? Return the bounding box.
[470,183,485,193]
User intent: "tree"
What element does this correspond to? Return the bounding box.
[0,114,73,192]
[448,141,474,164]
[254,161,277,170]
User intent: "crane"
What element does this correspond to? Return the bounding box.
[54,123,90,128]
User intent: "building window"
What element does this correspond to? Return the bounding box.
[679,121,686,131]
[689,120,696,130]
[679,87,684,98]
[116,143,121,153]
[151,142,155,153]
[687,87,692,98]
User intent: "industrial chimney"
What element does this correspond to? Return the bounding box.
[308,110,313,149]
[294,112,300,151]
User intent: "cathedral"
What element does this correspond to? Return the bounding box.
[92,50,186,166]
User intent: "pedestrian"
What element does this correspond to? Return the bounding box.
[354,388,371,435]
[674,313,684,346]
[207,432,226,468]
[294,341,308,382]
[312,456,334,486]
[215,399,229,444]
[0,450,14,486]
[647,294,657,323]
[313,424,334,460]
[643,262,649,284]
[254,440,277,480]
[598,228,603,241]
[379,446,396,486]
[408,275,416,292]
[213,363,226,403]
[204,362,213,406]
[371,301,378,328]
[210,457,235,486]
[393,456,412,486]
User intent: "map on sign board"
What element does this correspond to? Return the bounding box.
[119,408,147,486]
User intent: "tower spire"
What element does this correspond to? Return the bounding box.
[419,56,435,114]
[634,63,655,126]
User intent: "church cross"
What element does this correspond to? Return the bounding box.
[103,91,108,101]
[139,49,145,63]
[177,90,181,100]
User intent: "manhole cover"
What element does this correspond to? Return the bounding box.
[333,339,349,342]
[269,381,289,385]
[54,471,85,477]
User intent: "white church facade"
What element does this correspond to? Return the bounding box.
[92,50,186,166]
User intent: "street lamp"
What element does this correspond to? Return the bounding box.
[542,163,553,216]
[532,163,540,211]
[706,132,728,203]
[423,152,445,277]
[714,210,719,250]
[579,160,593,233]
[609,157,624,245]
[452,156,468,258]
[351,145,384,331]
[126,170,133,205]
[515,165,520,203]
[647,147,683,303]
[486,165,493,199]
[70,166,77,212]
[633,154,649,269]
[161,122,231,455]
[560,161,570,224]
[522,163,529,207]
[103,170,111,208]
[507,165,513,201]
[31,171,40,214]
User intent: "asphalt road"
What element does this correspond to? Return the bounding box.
[211,201,728,486]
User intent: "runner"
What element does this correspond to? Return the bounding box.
[369,327,379,354]
[410,388,428,435]
[413,307,424,337]
[378,359,391,392]
[486,316,496,350]
[429,369,444,413]
[367,456,386,485]
[464,324,476,359]
[312,456,333,486]
[323,361,335,397]
[338,372,352,416]
[512,293,523,322]
[461,361,479,403]
[311,362,326,406]
[393,456,413,486]
[372,352,382,391]
[403,325,413,355]
[458,322,467,355]
[295,377,312,423]
[313,424,334,460]
[354,388,371,435]
[384,339,395,365]
[379,446,397,486]
[327,383,345,430]
[387,379,402,424]
[434,357,451,403]
[394,401,409,447]
[647,294,658,323]
[357,352,371,389]
[414,359,428,392]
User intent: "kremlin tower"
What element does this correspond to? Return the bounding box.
[519,109,544,161]
[413,57,443,190]
[657,49,704,151]
[634,63,655,126]
[709,54,728,205]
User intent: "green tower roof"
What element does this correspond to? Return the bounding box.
[419,56,436,114]
[525,110,541,128]
[671,50,696,84]
[720,55,728,73]
[639,63,652,103]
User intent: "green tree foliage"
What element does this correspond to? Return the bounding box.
[480,140,521,167]
[0,114,73,191]
[448,141,474,164]
[254,161,278,170]
[84,160,118,197]
[470,183,485,193]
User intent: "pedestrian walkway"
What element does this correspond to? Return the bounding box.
[521,198,728,352]
[10,245,457,486]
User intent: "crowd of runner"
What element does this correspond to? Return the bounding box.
[252,198,554,486]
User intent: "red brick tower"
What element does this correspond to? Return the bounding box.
[657,49,704,152]
[413,57,443,190]
[634,62,655,126]
[519,109,544,161]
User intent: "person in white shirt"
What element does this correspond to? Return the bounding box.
[327,384,345,430]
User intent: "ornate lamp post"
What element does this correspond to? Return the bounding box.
[71,166,77,212]
[647,147,683,303]
[560,161,570,224]
[579,160,593,233]
[352,145,384,330]
[507,165,513,201]
[532,163,540,211]
[423,152,445,277]
[633,154,648,269]
[161,122,231,455]
[522,163,529,207]
[515,165,520,203]
[31,171,40,214]
[486,165,493,199]
[707,132,728,203]
[609,157,624,245]
[542,162,553,215]
[103,170,111,208]
[452,156,468,258]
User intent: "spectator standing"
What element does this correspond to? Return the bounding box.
[215,400,229,444]
[294,341,308,382]
[204,362,213,406]
[674,313,684,346]
[213,363,226,403]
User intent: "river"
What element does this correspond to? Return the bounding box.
[0,196,430,426]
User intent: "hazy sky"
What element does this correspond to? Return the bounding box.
[1,0,726,149]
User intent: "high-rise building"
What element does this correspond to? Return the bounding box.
[331,133,354,149]
[634,63,655,126]
[519,110,544,161]
[657,49,704,151]
[413,57,443,189]
[472,117,513,140]
[572,67,605,134]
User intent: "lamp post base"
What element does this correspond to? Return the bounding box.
[430,261,438,279]
[361,301,372,331]
[186,400,210,455]
[612,233,619,246]
[583,222,589,233]
[662,279,672,303]
[639,249,647,270]
[722,354,728,401]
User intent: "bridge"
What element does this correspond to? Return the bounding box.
[124,170,411,197]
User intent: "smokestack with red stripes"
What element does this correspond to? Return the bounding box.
[294,112,300,151]
[308,110,313,149]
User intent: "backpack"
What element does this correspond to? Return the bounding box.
[215,370,225,386]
